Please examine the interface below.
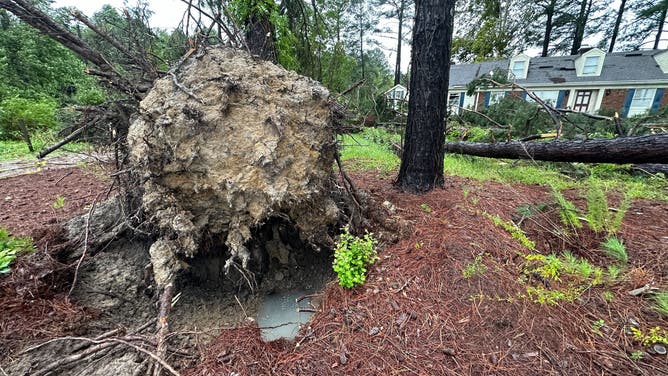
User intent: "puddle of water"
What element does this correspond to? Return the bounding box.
[256,290,314,342]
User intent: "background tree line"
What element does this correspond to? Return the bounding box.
[0,0,666,144]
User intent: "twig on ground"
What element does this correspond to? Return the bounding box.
[68,190,103,297]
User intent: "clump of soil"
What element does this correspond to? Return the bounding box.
[127,47,342,286]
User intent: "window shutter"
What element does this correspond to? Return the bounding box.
[556,90,566,108]
[621,89,635,118]
[652,88,665,112]
[484,92,490,107]
[520,92,527,100]
[459,93,465,108]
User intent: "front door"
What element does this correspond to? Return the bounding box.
[573,90,592,112]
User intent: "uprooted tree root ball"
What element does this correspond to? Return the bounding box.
[128,47,346,288]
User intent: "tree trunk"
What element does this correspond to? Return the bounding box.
[396,0,454,193]
[394,1,404,85]
[444,134,668,164]
[541,0,555,57]
[245,13,277,62]
[654,5,667,50]
[608,0,627,52]
[570,0,591,55]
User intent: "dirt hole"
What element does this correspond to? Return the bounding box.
[172,217,335,342]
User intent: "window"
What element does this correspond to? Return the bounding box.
[393,89,405,99]
[582,56,600,75]
[488,92,505,105]
[573,90,592,112]
[511,60,526,78]
[528,91,559,105]
[628,88,656,117]
[448,93,461,113]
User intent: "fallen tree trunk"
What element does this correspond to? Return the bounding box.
[444,134,668,164]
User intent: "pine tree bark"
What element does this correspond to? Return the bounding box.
[444,134,668,164]
[608,0,627,52]
[396,0,454,193]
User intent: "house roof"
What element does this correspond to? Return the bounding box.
[384,84,407,94]
[449,49,668,89]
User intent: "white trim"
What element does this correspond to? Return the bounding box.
[594,89,605,113]
[575,48,605,77]
[508,53,530,80]
[654,51,668,74]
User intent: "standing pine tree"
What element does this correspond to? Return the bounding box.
[395,0,454,193]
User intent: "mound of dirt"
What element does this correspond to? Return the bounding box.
[128,47,341,286]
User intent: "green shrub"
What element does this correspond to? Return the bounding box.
[332,226,378,288]
[0,96,58,140]
[0,228,35,275]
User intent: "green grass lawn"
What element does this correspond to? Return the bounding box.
[339,128,668,201]
[0,139,90,161]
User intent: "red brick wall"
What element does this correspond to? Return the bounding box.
[600,89,629,114]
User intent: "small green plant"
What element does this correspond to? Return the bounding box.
[0,228,35,275]
[601,237,628,263]
[332,226,378,288]
[601,291,614,302]
[654,292,668,317]
[606,264,624,281]
[522,251,604,305]
[471,196,479,205]
[420,203,432,213]
[485,213,535,250]
[551,188,582,229]
[462,254,487,278]
[629,326,668,346]
[585,181,630,234]
[630,351,644,360]
[52,195,66,210]
[592,319,606,335]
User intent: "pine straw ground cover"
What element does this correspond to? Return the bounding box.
[185,172,668,376]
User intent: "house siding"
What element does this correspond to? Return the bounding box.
[599,89,629,115]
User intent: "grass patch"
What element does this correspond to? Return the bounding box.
[0,139,90,161]
[338,128,667,201]
[654,292,668,317]
[338,131,399,172]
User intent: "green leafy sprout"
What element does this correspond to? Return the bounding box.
[332,226,378,288]
[0,228,35,275]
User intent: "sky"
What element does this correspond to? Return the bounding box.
[52,0,187,30]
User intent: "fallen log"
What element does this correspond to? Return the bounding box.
[444,134,668,164]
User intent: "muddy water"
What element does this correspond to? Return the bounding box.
[257,290,315,341]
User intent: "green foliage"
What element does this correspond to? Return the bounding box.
[485,212,535,250]
[552,180,630,235]
[630,326,668,346]
[654,292,668,317]
[601,291,614,302]
[601,237,628,264]
[420,203,432,213]
[52,195,66,210]
[629,351,644,361]
[332,226,378,288]
[606,264,623,281]
[522,251,604,305]
[462,254,487,278]
[551,188,582,229]
[0,228,34,275]
[0,96,58,140]
[592,319,606,335]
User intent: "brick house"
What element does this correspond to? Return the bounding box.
[448,48,668,118]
